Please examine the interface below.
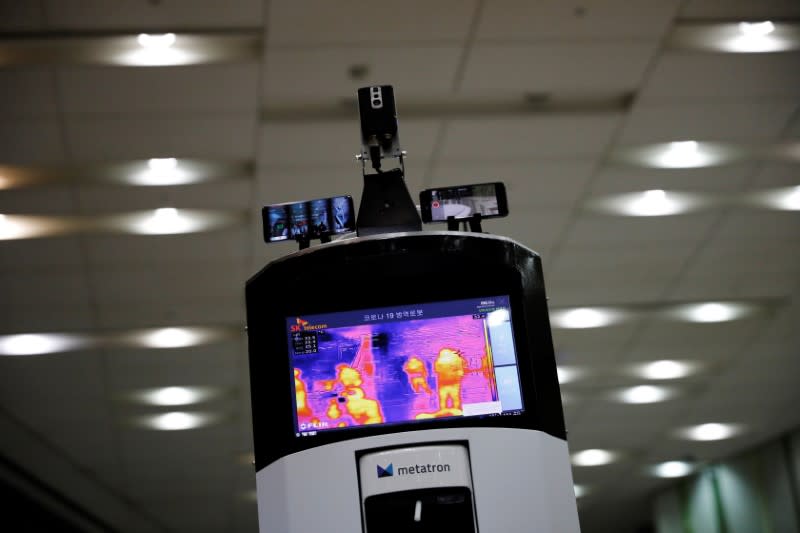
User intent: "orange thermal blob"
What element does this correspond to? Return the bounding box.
[434,348,466,411]
[294,368,312,417]
[403,355,432,394]
[344,387,384,425]
[337,364,363,388]
[327,399,342,420]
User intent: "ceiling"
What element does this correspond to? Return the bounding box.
[0,1,799,532]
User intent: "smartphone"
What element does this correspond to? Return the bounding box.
[419,182,508,223]
[262,195,355,243]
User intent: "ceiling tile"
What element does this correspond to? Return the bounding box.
[439,115,622,160]
[43,0,263,29]
[65,113,257,159]
[476,0,681,41]
[0,68,57,118]
[639,52,800,104]
[562,212,720,247]
[618,99,799,143]
[460,43,657,93]
[591,163,759,194]
[0,118,65,163]
[58,64,260,115]
[0,1,44,31]
[267,0,477,45]
[679,0,800,19]
[0,185,78,214]
[263,46,462,104]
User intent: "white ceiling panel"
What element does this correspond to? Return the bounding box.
[618,99,800,143]
[486,208,571,250]
[562,212,720,247]
[0,185,78,213]
[57,64,261,115]
[628,319,765,357]
[0,1,44,31]
[43,0,263,30]
[0,118,65,163]
[75,180,253,213]
[106,341,243,389]
[267,0,477,45]
[91,302,245,330]
[751,161,800,187]
[0,68,57,118]
[639,52,800,104]
[263,46,462,104]
[0,267,89,310]
[476,0,681,41]
[65,113,258,159]
[590,163,759,194]
[0,237,86,271]
[259,118,439,168]
[84,229,252,266]
[439,114,622,160]
[712,210,800,243]
[460,43,657,94]
[679,0,800,19]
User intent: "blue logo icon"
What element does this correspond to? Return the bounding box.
[377,463,394,478]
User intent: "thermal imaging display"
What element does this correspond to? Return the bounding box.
[287,296,524,436]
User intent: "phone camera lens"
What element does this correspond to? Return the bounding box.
[372,99,381,106]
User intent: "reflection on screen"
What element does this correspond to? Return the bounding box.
[430,184,499,221]
[287,296,524,436]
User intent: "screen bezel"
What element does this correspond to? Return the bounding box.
[419,182,509,223]
[261,194,355,243]
[286,295,525,437]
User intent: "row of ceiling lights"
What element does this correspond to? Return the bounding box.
[0,20,797,69]
[0,297,767,356]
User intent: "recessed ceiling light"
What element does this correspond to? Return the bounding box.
[137,327,208,349]
[744,185,800,211]
[571,449,618,467]
[677,423,743,441]
[614,141,741,169]
[632,360,698,380]
[137,33,177,49]
[612,385,675,404]
[557,366,585,384]
[588,189,706,217]
[106,208,240,235]
[128,158,195,186]
[136,411,217,431]
[670,21,800,53]
[0,333,89,356]
[0,214,76,240]
[550,307,626,329]
[129,386,220,406]
[651,461,694,478]
[667,301,756,323]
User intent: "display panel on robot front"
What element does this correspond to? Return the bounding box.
[287,295,525,437]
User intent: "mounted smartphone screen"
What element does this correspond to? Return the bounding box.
[287,295,525,437]
[419,182,508,223]
[263,195,355,243]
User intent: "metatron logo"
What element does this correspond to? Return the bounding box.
[377,464,394,478]
[377,462,452,478]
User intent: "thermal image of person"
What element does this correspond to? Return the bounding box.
[434,348,466,412]
[335,364,384,425]
[403,356,432,394]
[326,399,342,420]
[294,368,312,417]
[343,387,383,425]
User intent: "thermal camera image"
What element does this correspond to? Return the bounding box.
[291,314,504,433]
